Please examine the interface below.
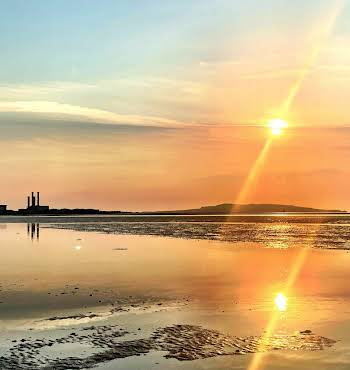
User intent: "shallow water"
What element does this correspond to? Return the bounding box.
[0,219,350,369]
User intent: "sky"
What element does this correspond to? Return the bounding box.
[0,0,349,211]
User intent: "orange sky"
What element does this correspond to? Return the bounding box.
[0,124,348,211]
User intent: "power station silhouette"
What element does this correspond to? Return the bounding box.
[0,192,109,215]
[19,192,49,214]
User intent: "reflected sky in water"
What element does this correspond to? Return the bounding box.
[0,222,350,326]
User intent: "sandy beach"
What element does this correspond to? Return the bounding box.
[0,216,349,369]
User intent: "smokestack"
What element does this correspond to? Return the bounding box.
[37,192,40,207]
[31,192,35,207]
[27,196,30,208]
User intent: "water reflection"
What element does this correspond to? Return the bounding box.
[27,223,40,241]
[0,222,347,370]
[275,293,288,311]
[0,220,348,349]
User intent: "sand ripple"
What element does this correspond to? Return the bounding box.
[0,324,336,369]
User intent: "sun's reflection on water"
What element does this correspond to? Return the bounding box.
[274,292,288,312]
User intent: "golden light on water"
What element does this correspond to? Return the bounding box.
[274,292,287,311]
[268,118,288,136]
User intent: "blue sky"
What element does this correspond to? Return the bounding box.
[1,0,348,84]
[0,0,349,126]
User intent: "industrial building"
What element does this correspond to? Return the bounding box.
[18,192,49,214]
[0,192,103,215]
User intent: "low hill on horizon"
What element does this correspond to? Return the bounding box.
[149,203,345,214]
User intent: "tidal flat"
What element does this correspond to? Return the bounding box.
[0,215,350,369]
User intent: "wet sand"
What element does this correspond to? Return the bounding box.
[0,220,350,369]
[47,217,350,249]
[0,324,336,369]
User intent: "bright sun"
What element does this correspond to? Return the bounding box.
[268,118,288,136]
[274,292,288,311]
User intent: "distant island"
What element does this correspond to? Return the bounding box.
[143,203,345,215]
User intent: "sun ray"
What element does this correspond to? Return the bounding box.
[281,0,345,115]
[231,0,345,215]
[231,138,272,212]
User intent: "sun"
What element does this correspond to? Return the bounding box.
[268,118,288,136]
[274,292,287,311]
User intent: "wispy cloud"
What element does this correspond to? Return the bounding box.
[0,81,96,98]
[0,100,186,128]
[0,78,202,128]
